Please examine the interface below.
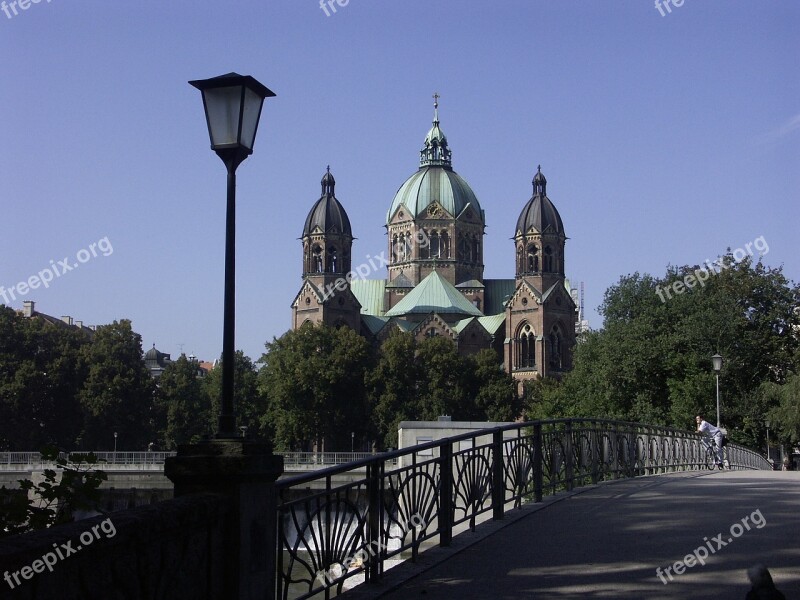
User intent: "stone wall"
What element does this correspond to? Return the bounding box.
[0,493,228,600]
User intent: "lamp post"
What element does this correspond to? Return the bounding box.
[351,431,355,453]
[765,419,771,463]
[113,431,118,464]
[711,353,723,428]
[189,73,275,438]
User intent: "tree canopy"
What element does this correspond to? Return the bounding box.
[526,255,800,448]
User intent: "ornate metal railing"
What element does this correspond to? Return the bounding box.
[274,418,771,599]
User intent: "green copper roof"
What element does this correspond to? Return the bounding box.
[387,167,483,224]
[483,279,516,314]
[350,279,386,316]
[361,314,389,335]
[385,271,483,317]
[477,314,506,335]
[386,98,484,225]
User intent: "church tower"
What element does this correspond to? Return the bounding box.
[291,168,361,330]
[505,167,577,385]
[384,96,486,311]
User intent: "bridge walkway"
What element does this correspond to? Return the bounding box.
[347,471,800,600]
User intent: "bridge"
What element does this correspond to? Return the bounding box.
[0,419,787,599]
[0,451,394,501]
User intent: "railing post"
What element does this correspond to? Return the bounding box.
[492,429,504,521]
[533,422,543,503]
[165,440,284,600]
[590,424,599,484]
[564,421,574,491]
[439,441,453,547]
[366,460,381,583]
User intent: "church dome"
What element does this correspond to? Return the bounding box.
[515,166,564,235]
[386,97,484,225]
[303,167,353,237]
[387,167,483,224]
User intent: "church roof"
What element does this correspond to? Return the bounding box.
[387,167,483,225]
[515,166,565,236]
[361,314,389,335]
[477,313,506,335]
[302,167,353,237]
[483,279,516,314]
[386,97,484,225]
[350,279,386,316]
[385,271,483,317]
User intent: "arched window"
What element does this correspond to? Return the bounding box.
[515,323,536,369]
[312,245,323,273]
[404,233,412,260]
[527,244,538,272]
[544,246,553,272]
[517,246,523,273]
[425,327,438,338]
[441,231,450,259]
[430,231,440,259]
[458,237,470,262]
[391,235,399,263]
[548,325,563,370]
[472,237,480,263]
[326,246,338,272]
[420,230,430,259]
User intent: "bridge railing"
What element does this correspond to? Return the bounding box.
[0,451,389,471]
[0,451,176,469]
[274,418,771,599]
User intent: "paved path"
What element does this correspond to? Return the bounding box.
[348,471,800,600]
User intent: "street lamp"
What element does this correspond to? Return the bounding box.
[113,431,118,464]
[765,419,771,463]
[711,353,723,428]
[351,431,355,453]
[189,73,275,438]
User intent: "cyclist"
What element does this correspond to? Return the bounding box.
[696,415,724,469]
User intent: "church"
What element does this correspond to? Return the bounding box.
[291,98,578,386]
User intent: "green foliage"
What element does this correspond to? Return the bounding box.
[0,446,107,539]
[77,320,156,450]
[762,360,800,449]
[531,256,799,446]
[155,355,212,448]
[0,306,88,450]
[368,332,520,447]
[258,323,375,451]
[204,351,266,441]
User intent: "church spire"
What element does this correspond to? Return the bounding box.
[419,93,452,168]
[321,165,336,197]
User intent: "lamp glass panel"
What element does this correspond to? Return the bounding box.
[239,87,264,151]
[203,86,243,147]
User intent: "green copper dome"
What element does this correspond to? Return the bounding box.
[386,97,484,225]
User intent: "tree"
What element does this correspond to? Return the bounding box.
[203,351,266,440]
[77,320,156,450]
[368,333,520,448]
[467,349,521,422]
[0,306,88,450]
[534,255,799,443]
[367,329,422,448]
[155,355,211,449]
[258,323,374,452]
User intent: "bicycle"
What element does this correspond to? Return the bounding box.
[701,437,728,470]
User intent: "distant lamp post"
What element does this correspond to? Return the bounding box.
[351,431,355,453]
[113,431,118,464]
[189,73,275,437]
[765,419,771,462]
[711,353,723,428]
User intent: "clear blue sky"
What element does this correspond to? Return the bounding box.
[1,0,797,363]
